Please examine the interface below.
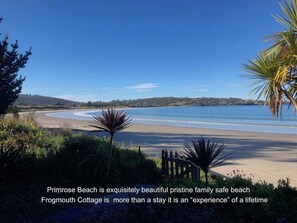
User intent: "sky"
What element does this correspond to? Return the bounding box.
[0,0,285,102]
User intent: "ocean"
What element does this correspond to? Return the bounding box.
[47,105,297,134]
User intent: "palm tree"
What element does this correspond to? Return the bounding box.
[183,137,231,187]
[244,0,297,118]
[242,52,288,117]
[90,108,131,174]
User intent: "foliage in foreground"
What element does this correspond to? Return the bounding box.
[74,176,297,223]
[0,115,60,180]
[183,137,232,187]
[48,134,160,186]
[0,115,160,186]
[156,176,297,223]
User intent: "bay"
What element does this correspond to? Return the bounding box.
[48,105,297,134]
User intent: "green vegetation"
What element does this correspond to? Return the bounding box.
[0,115,55,180]
[183,137,232,187]
[154,177,297,223]
[15,94,80,107]
[89,97,260,107]
[14,94,261,110]
[0,115,161,222]
[0,115,160,185]
[243,0,297,118]
[48,134,160,186]
[0,18,31,115]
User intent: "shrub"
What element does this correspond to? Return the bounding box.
[0,115,44,180]
[47,134,161,186]
[161,175,297,223]
[111,148,161,186]
[0,116,161,186]
[5,106,20,117]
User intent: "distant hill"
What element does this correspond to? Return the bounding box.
[14,94,81,106]
[14,95,261,108]
[89,97,262,108]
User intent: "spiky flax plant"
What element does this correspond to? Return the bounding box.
[184,137,231,187]
[89,108,131,174]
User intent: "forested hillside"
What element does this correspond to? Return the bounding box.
[14,94,81,106]
[89,97,261,107]
[14,95,261,108]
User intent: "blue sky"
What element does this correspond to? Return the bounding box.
[0,0,284,102]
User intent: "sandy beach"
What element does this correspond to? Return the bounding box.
[34,110,297,187]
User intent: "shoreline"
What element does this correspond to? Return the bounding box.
[42,107,297,135]
[33,110,297,186]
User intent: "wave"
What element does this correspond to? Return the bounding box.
[73,110,100,117]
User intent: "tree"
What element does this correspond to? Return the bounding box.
[86,101,92,107]
[243,52,287,117]
[243,0,297,118]
[183,137,231,187]
[89,108,131,174]
[0,18,31,115]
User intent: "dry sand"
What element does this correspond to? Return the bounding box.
[34,110,297,186]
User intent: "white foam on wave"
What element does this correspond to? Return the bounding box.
[73,110,100,117]
[45,110,97,120]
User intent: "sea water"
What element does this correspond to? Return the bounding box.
[47,105,297,134]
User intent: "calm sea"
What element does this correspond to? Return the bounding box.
[47,105,297,134]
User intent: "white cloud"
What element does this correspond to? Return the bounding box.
[126,83,160,92]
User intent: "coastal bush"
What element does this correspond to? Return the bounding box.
[58,122,74,136]
[125,177,291,223]
[160,176,297,223]
[270,179,297,221]
[0,115,50,180]
[6,106,20,117]
[50,134,161,186]
[111,148,161,186]
[225,178,297,222]
[0,115,161,186]
[50,134,106,184]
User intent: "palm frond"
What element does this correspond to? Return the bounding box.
[274,0,297,30]
[242,52,290,117]
[243,0,297,118]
